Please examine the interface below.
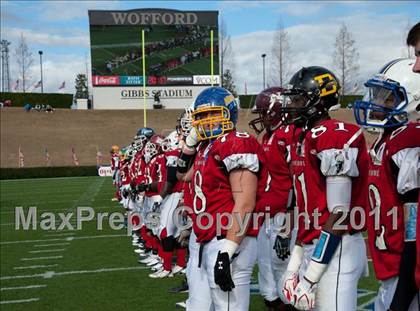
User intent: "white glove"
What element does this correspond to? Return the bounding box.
[282,244,304,303]
[282,270,299,303]
[154,195,163,205]
[185,128,199,148]
[292,277,316,310]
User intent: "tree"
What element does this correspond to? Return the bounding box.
[220,17,235,87]
[332,24,360,96]
[270,19,291,87]
[74,74,88,99]
[14,34,34,93]
[222,69,237,97]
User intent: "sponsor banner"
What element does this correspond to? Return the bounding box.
[193,75,220,85]
[93,75,120,86]
[120,76,144,85]
[166,76,193,85]
[89,9,218,26]
[98,166,113,177]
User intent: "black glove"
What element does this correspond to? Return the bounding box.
[152,201,161,213]
[122,188,129,199]
[214,251,235,292]
[273,235,290,261]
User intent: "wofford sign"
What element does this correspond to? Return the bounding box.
[89,9,218,26]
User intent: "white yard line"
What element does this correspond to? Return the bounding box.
[1,266,148,281]
[1,176,99,182]
[43,233,75,237]
[1,234,127,245]
[0,223,14,226]
[20,256,63,261]
[29,249,66,254]
[0,298,40,304]
[14,264,58,270]
[0,205,114,215]
[34,243,70,247]
[1,285,46,291]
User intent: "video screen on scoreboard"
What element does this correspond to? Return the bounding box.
[89,9,219,86]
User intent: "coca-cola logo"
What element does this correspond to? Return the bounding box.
[93,76,120,86]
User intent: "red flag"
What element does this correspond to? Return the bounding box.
[71,147,79,166]
[45,147,51,166]
[18,146,24,168]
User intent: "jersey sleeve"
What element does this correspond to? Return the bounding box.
[388,124,420,194]
[391,147,420,194]
[314,122,364,177]
[217,132,260,173]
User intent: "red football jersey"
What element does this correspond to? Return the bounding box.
[133,153,147,185]
[290,119,369,244]
[191,131,269,243]
[120,162,131,185]
[163,149,184,193]
[183,181,193,210]
[144,156,163,197]
[111,153,117,170]
[367,122,420,280]
[260,125,294,217]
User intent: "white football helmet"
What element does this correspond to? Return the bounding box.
[354,58,420,129]
[179,107,193,137]
[161,131,180,152]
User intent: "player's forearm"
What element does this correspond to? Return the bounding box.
[177,165,194,182]
[158,182,171,199]
[323,212,349,236]
[226,200,255,245]
[224,169,258,252]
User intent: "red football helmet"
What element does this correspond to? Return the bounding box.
[249,87,285,134]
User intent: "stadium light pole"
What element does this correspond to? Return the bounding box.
[38,50,44,93]
[261,53,266,90]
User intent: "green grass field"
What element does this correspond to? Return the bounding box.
[0,177,377,310]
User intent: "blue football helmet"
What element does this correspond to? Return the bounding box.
[136,127,155,139]
[192,87,238,140]
[354,58,420,129]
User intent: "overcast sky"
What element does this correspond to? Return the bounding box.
[1,1,419,94]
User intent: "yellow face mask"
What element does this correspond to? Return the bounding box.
[192,106,234,140]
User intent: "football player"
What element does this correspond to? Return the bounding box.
[407,22,420,73]
[136,135,165,269]
[110,145,121,201]
[148,131,187,278]
[177,86,269,311]
[407,22,420,291]
[354,58,420,310]
[249,87,296,310]
[280,66,369,310]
